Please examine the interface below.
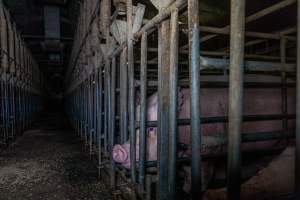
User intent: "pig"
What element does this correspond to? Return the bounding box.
[113,86,295,193]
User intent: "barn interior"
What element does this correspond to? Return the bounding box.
[0,0,299,199]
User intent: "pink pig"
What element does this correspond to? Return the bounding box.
[112,87,295,192]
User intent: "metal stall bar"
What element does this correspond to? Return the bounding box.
[139,32,147,196]
[157,0,173,198]
[103,0,111,157]
[0,0,43,147]
[120,48,128,143]
[127,0,137,183]
[296,0,300,198]
[168,8,178,200]
[134,0,186,40]
[97,62,103,177]
[0,0,8,145]
[110,56,116,189]
[280,37,288,140]
[227,0,245,199]
[196,0,296,44]
[188,0,201,198]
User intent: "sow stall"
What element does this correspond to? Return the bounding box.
[65,0,300,199]
[0,0,44,147]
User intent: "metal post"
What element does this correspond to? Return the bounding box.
[110,56,116,189]
[127,0,136,183]
[188,0,201,199]
[106,57,112,152]
[280,37,288,139]
[296,0,300,197]
[157,1,172,199]
[139,32,147,194]
[168,9,178,200]
[227,0,245,199]
[97,64,103,177]
[120,48,128,143]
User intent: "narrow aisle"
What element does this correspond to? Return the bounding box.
[0,112,112,200]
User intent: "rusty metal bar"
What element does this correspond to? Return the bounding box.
[157,0,173,198]
[139,32,147,195]
[134,0,186,40]
[120,48,128,143]
[227,0,245,199]
[200,26,296,40]
[127,0,137,183]
[168,8,179,200]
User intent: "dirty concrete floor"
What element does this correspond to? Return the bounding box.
[0,112,112,200]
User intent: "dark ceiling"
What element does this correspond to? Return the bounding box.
[2,0,297,95]
[3,0,79,96]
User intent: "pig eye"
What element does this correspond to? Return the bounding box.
[148,128,154,132]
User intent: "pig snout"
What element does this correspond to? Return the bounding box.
[112,143,131,169]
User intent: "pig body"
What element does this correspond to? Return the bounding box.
[113,87,295,191]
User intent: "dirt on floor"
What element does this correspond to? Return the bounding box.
[0,112,112,200]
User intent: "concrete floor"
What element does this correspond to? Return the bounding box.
[0,112,112,200]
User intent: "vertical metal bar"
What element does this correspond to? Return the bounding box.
[280,37,288,138]
[145,175,152,200]
[89,74,94,157]
[296,0,300,197]
[106,60,112,152]
[168,9,178,200]
[139,32,147,194]
[227,0,245,199]
[85,79,89,145]
[127,0,136,183]
[120,48,128,143]
[110,56,116,189]
[97,66,103,177]
[93,72,97,148]
[157,2,171,197]
[0,0,8,144]
[104,58,110,154]
[188,0,201,198]
[102,0,111,155]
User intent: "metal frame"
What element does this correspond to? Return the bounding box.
[0,0,44,147]
[65,0,300,199]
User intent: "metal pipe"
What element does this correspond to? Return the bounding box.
[110,57,116,189]
[134,0,186,40]
[280,37,288,140]
[157,0,173,198]
[227,0,245,199]
[139,32,147,195]
[168,9,178,200]
[200,0,296,43]
[120,48,128,143]
[188,0,201,198]
[127,0,137,183]
[296,0,300,197]
[135,114,296,128]
[97,67,103,177]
